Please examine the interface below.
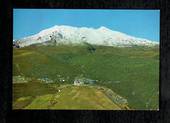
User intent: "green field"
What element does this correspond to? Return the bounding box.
[13,44,159,110]
[13,84,123,110]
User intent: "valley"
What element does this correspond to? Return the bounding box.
[13,44,159,110]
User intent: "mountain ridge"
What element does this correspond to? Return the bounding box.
[13,25,159,48]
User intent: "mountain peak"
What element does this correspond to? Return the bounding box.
[14,25,159,48]
[38,25,74,35]
[98,26,111,31]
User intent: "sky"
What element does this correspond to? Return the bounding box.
[13,9,160,42]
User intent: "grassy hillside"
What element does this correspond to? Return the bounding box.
[13,44,159,110]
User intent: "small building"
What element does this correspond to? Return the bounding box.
[74,78,84,86]
[73,77,95,86]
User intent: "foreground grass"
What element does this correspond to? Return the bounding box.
[13,84,122,110]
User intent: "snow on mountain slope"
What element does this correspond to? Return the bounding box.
[13,25,159,47]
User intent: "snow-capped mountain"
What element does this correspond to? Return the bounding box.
[13,25,159,47]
